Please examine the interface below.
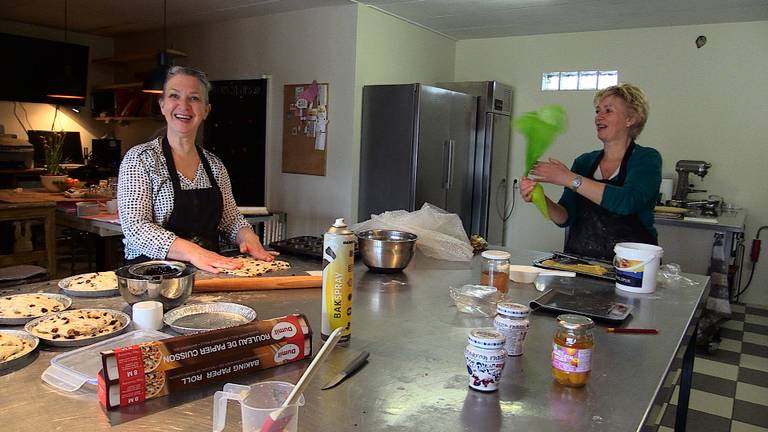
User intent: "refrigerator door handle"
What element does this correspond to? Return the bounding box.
[442,140,449,189]
[445,139,455,190]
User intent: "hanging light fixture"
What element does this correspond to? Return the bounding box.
[46,0,86,101]
[142,0,172,94]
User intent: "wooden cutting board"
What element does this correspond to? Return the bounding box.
[193,274,322,292]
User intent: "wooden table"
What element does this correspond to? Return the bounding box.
[0,201,56,276]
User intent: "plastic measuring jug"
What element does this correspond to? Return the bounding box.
[212,381,305,432]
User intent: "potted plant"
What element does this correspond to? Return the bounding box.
[39,131,69,192]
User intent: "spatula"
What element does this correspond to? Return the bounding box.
[258,327,344,432]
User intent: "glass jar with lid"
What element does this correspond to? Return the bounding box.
[551,314,595,387]
[480,250,510,294]
[464,328,507,392]
[493,302,530,356]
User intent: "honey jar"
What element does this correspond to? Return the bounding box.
[480,250,510,294]
[551,314,594,387]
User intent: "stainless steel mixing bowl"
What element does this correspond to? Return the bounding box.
[357,230,418,273]
[116,260,196,310]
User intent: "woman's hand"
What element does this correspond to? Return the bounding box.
[167,238,243,274]
[519,176,538,202]
[529,158,574,187]
[237,227,279,262]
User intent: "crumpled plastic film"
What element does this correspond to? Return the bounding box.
[657,263,700,288]
[352,203,473,262]
[448,284,503,317]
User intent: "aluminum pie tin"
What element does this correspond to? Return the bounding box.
[0,330,39,371]
[163,302,257,334]
[0,293,73,325]
[58,272,119,298]
[24,308,131,347]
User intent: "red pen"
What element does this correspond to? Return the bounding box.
[607,328,658,334]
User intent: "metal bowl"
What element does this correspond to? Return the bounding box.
[116,260,196,310]
[357,230,418,273]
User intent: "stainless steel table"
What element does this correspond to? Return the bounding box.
[0,250,709,431]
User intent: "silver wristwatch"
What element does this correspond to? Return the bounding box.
[570,175,583,191]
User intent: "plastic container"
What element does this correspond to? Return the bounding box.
[493,302,530,356]
[464,328,506,392]
[551,314,594,387]
[480,250,510,294]
[613,242,664,293]
[42,329,171,392]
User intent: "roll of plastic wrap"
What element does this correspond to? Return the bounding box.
[659,178,673,202]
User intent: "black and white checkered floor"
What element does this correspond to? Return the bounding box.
[658,303,768,431]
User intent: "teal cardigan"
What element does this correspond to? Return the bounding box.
[556,144,662,239]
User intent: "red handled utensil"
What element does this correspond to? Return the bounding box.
[258,327,344,432]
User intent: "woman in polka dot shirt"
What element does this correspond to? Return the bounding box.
[117,66,277,273]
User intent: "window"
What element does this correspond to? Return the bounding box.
[541,70,618,91]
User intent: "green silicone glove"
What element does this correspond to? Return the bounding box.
[513,105,568,219]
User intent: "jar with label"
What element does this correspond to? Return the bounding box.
[551,314,594,387]
[493,302,530,356]
[464,328,506,392]
[480,250,510,294]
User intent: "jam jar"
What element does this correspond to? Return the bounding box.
[493,302,530,356]
[464,328,506,392]
[480,250,510,294]
[551,314,594,387]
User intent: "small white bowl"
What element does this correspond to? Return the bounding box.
[508,265,541,284]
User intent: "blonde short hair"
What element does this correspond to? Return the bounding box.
[594,83,649,139]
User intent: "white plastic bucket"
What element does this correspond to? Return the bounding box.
[613,242,664,293]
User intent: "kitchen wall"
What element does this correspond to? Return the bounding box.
[454,21,768,305]
[115,5,359,237]
[352,6,457,222]
[0,20,113,155]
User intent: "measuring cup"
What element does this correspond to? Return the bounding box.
[212,381,305,432]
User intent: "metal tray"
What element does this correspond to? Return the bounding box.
[0,330,39,371]
[25,308,131,347]
[163,302,257,334]
[0,293,73,325]
[530,288,632,324]
[533,253,616,281]
[58,271,119,298]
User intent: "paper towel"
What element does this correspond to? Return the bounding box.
[659,178,673,203]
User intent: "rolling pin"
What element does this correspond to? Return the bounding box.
[193,275,322,292]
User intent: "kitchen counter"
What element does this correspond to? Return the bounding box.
[0,250,709,431]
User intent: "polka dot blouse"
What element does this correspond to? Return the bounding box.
[117,138,252,260]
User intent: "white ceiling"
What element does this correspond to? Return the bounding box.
[1,0,766,40]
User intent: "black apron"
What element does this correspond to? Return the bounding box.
[126,137,223,265]
[563,142,657,261]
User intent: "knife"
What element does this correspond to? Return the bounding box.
[321,351,370,390]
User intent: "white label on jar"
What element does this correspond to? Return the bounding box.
[465,345,506,391]
[494,317,529,356]
[551,343,592,373]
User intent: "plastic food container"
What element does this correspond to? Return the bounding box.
[42,329,171,392]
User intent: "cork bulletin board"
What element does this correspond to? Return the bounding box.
[282,82,329,176]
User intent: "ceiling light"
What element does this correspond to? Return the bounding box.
[142,0,173,94]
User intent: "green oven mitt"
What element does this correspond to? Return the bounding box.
[513,105,568,220]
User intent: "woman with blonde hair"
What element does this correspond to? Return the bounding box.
[520,83,661,260]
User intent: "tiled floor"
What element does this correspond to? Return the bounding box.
[658,303,768,431]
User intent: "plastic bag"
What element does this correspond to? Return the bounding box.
[448,284,503,317]
[352,203,473,261]
[657,263,700,288]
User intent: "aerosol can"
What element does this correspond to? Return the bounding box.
[321,218,354,343]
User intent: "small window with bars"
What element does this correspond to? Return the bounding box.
[541,70,618,91]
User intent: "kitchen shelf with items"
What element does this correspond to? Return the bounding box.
[89,49,187,124]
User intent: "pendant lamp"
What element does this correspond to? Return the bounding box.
[142,0,171,94]
[46,0,86,102]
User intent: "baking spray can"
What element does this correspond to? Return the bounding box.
[321,218,354,343]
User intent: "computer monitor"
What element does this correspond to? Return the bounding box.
[27,130,84,167]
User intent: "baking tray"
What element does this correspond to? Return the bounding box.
[25,308,131,347]
[58,271,119,298]
[269,236,360,260]
[0,330,39,371]
[533,252,616,281]
[42,329,171,392]
[0,293,73,325]
[163,302,257,334]
[530,287,632,324]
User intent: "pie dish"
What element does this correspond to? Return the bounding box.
[59,271,119,297]
[0,293,72,325]
[0,330,39,370]
[25,308,130,347]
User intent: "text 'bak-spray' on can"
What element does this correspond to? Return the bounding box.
[321,218,354,343]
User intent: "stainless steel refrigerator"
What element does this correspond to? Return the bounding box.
[435,81,513,245]
[358,84,477,234]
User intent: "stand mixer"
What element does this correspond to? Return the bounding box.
[672,160,712,203]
